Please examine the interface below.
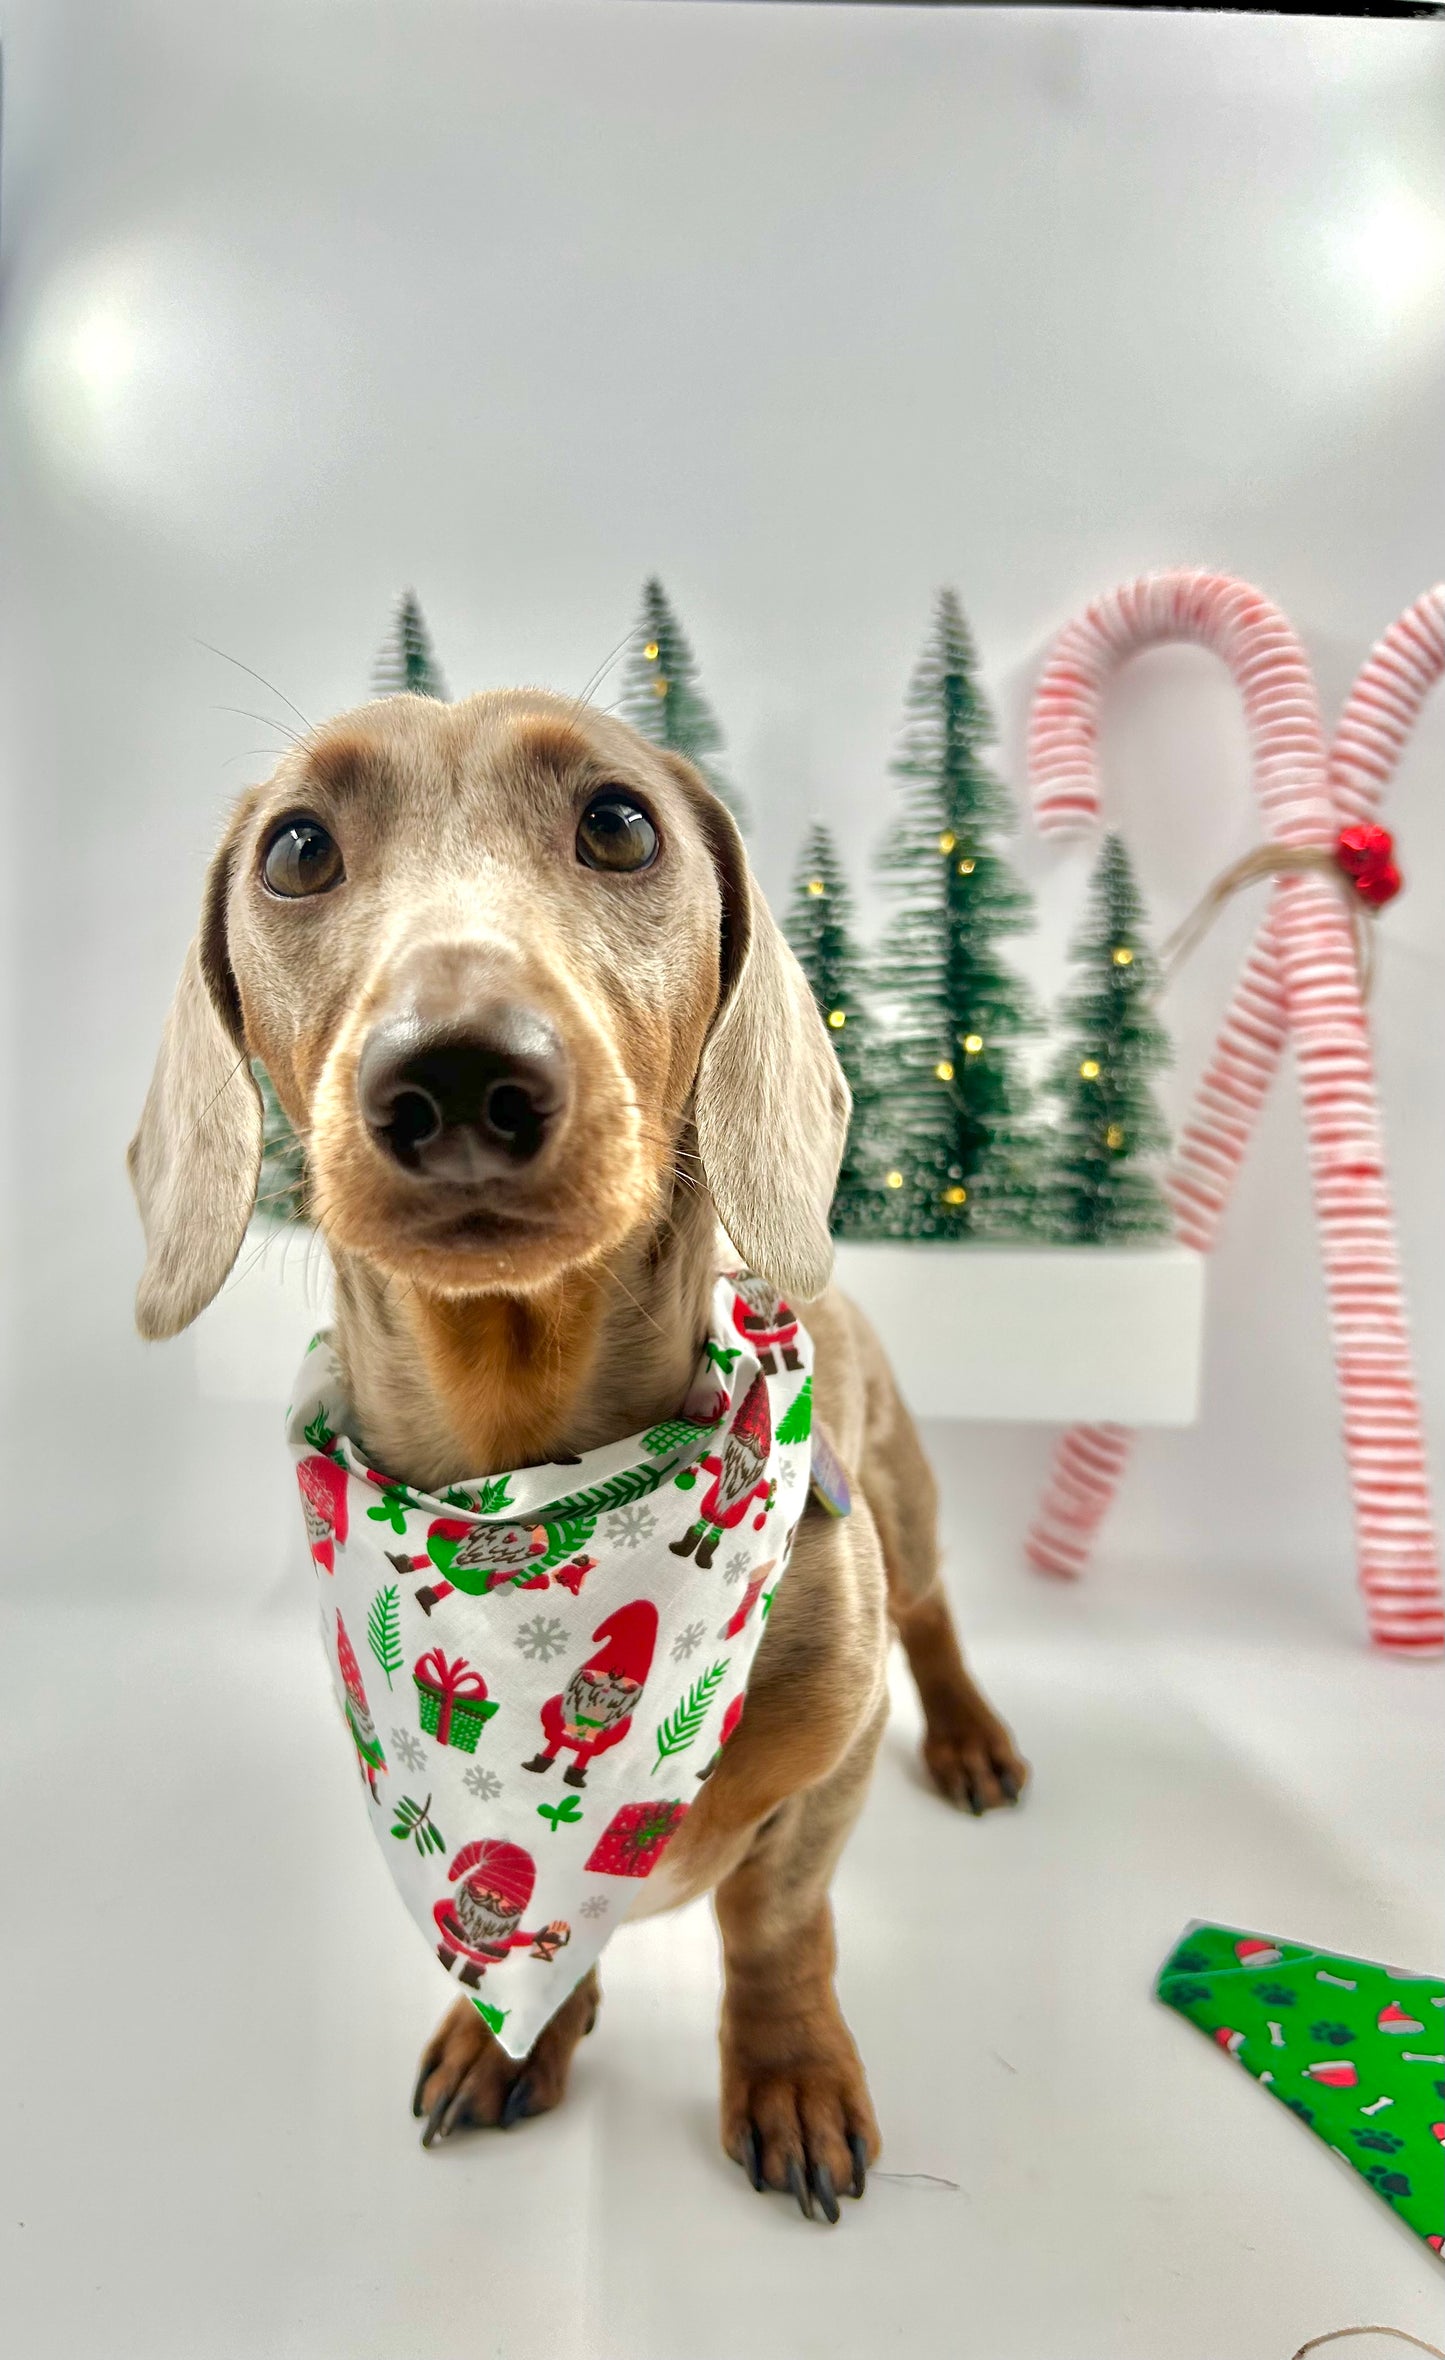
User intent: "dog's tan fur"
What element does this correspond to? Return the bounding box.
[128,690,1025,2218]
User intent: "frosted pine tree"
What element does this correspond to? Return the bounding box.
[783,825,885,1237]
[373,591,448,700]
[1040,833,1172,1241]
[622,579,744,826]
[871,591,1041,1239]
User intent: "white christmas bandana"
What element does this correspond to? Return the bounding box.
[287,1271,816,2059]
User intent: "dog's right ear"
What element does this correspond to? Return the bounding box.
[127,814,263,1340]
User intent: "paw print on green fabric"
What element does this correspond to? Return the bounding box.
[1363,2164,1411,2201]
[1283,2098,1315,2126]
[1170,1980,1212,2007]
[1352,2128,1404,2154]
[1171,1946,1212,1974]
[1308,2021,1356,2047]
[1253,1982,1296,2007]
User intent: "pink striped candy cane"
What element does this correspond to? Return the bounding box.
[1025,571,1442,1654]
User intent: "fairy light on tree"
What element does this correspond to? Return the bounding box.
[784,824,886,1236]
[1041,832,1172,1242]
[870,590,1042,1238]
[622,578,744,826]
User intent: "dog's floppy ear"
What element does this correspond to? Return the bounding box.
[127,812,263,1339]
[674,759,850,1304]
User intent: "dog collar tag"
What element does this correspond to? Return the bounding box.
[287,1269,815,2061]
[808,1427,852,1518]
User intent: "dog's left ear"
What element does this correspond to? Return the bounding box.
[127,810,264,1339]
[675,760,850,1304]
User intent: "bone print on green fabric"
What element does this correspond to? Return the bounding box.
[1156,1920,1444,2256]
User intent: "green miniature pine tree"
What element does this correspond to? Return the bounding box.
[1041,832,1172,1242]
[253,1061,310,1225]
[870,591,1041,1239]
[783,824,885,1238]
[622,578,744,826]
[373,590,448,700]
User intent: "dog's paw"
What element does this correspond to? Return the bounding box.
[722,2038,880,2223]
[923,1708,1029,1816]
[412,1969,598,2146]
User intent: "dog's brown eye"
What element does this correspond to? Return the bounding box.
[262,818,343,898]
[576,792,658,874]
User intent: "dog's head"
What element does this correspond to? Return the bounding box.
[128,691,848,1337]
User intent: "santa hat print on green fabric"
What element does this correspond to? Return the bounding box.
[1156,1921,1445,2257]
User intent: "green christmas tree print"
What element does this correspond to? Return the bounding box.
[784,825,887,1238]
[871,591,1042,1239]
[252,1061,310,1226]
[622,579,744,826]
[1040,833,1172,1243]
[373,590,448,701]
[776,1377,813,1447]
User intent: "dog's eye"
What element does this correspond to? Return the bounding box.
[262,818,344,898]
[576,792,658,874]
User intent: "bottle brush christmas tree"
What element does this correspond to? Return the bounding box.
[622,578,744,826]
[253,1062,309,1226]
[870,590,1041,1239]
[373,590,448,700]
[1041,832,1172,1242]
[783,824,885,1238]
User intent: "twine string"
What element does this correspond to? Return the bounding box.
[1160,844,1376,999]
[1290,2331,1445,2360]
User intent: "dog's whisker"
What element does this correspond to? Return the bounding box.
[215,705,305,747]
[196,638,314,732]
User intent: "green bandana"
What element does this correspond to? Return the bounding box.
[1156,1920,1444,2257]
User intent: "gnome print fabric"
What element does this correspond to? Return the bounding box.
[287,1270,816,2059]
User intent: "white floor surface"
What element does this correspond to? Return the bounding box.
[3,1478,1441,2360]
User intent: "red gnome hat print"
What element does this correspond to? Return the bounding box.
[670,1371,774,1570]
[335,1610,386,1797]
[298,1450,349,1573]
[524,1600,659,1791]
[433,1838,570,1980]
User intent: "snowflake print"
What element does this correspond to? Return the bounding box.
[778,1459,799,1491]
[606,1503,657,1550]
[514,1615,569,1663]
[580,1895,610,1920]
[390,1727,427,1773]
[671,1620,707,1662]
[722,1549,751,1587]
[463,1764,504,1802]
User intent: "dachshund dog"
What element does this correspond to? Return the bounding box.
[128,690,1027,2223]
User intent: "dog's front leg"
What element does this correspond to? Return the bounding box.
[714,1703,886,2223]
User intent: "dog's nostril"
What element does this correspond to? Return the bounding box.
[388,1086,444,1159]
[485,1080,538,1144]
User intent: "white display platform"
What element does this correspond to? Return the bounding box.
[831,1241,1204,1427]
[195,1229,1205,1428]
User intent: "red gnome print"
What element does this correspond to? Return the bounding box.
[433,1839,569,1985]
[387,1518,549,1614]
[524,1601,659,1790]
[335,1611,386,1798]
[670,1372,774,1571]
[298,1451,349,1573]
[731,1276,803,1377]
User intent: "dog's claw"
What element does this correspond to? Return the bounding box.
[967,1788,985,1817]
[411,2063,433,2118]
[421,2090,453,2149]
[786,2157,813,2219]
[847,2133,869,2199]
[500,2076,532,2129]
[811,2161,840,2224]
[745,2126,765,2191]
[998,1769,1019,1803]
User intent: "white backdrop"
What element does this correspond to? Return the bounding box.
[2,0,1443,1624]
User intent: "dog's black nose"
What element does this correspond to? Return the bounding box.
[358,1006,570,1181]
